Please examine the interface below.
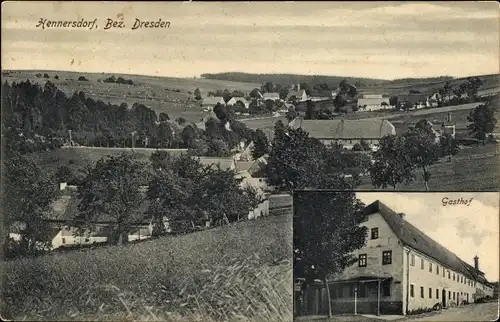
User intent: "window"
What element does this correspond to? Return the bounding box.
[62,237,66,244]
[410,285,414,297]
[437,265,439,275]
[453,273,455,281]
[84,237,90,242]
[429,287,432,299]
[429,262,433,272]
[443,269,445,277]
[448,271,451,279]
[382,281,391,297]
[382,251,392,265]
[436,289,439,299]
[453,292,455,300]
[358,254,367,267]
[410,254,415,266]
[420,286,424,298]
[421,258,425,269]
[449,291,451,299]
[371,228,379,239]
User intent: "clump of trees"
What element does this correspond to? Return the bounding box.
[467,102,497,144]
[77,76,89,81]
[103,75,134,85]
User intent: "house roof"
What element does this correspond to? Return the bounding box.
[357,98,390,106]
[247,154,268,177]
[228,97,249,106]
[287,89,307,100]
[263,93,280,100]
[290,118,396,139]
[364,200,484,282]
[362,94,383,99]
[202,96,225,105]
[197,157,234,171]
[398,94,428,104]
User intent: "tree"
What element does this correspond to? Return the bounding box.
[467,104,497,144]
[294,191,367,318]
[177,117,187,125]
[305,100,316,119]
[55,165,74,183]
[251,129,269,160]
[77,76,89,81]
[286,108,298,123]
[389,96,398,107]
[249,88,261,99]
[54,75,59,80]
[299,83,312,96]
[194,88,202,100]
[440,133,460,162]
[279,87,289,100]
[248,99,262,115]
[443,81,453,102]
[2,151,59,257]
[159,112,170,122]
[76,153,147,245]
[261,82,274,93]
[403,128,440,191]
[370,135,416,190]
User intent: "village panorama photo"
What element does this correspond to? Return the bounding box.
[1,1,499,321]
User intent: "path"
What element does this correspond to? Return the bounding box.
[410,301,499,321]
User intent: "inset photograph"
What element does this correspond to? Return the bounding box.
[294,191,499,321]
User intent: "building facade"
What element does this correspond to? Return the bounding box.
[298,200,495,316]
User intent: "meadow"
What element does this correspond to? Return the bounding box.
[2,70,261,122]
[0,214,293,321]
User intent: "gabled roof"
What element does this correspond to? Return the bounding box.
[197,157,235,171]
[364,200,479,280]
[287,89,307,100]
[227,97,249,106]
[398,94,429,104]
[290,118,396,139]
[202,96,225,105]
[357,98,391,106]
[263,92,280,100]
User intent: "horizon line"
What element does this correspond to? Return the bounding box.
[3,68,499,83]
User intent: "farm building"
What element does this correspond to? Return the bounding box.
[296,200,495,317]
[287,88,308,103]
[357,97,392,111]
[289,117,396,150]
[227,97,249,109]
[397,94,430,109]
[262,92,280,101]
[201,96,225,111]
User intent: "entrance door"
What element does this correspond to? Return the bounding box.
[467,293,469,303]
[442,289,446,307]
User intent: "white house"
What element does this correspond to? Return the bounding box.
[227,97,249,109]
[201,97,225,111]
[299,200,495,316]
[357,97,392,111]
[287,88,308,102]
[262,92,280,101]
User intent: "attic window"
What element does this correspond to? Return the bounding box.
[413,237,418,243]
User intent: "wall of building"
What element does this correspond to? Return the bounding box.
[402,247,477,313]
[319,138,380,149]
[324,212,406,315]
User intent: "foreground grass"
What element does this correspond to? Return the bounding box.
[1,215,292,321]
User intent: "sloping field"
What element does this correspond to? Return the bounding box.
[359,143,500,191]
[0,214,293,321]
[2,70,261,122]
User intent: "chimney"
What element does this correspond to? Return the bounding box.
[398,212,405,220]
[447,112,452,123]
[474,256,479,270]
[297,83,300,91]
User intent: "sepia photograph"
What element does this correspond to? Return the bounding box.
[293,191,499,321]
[0,1,499,321]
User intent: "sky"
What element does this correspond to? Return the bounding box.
[1,1,499,80]
[357,192,500,282]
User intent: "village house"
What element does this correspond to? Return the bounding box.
[201,96,225,111]
[262,92,280,101]
[289,117,396,150]
[397,94,430,109]
[227,97,249,109]
[287,85,308,103]
[297,201,495,316]
[357,95,392,111]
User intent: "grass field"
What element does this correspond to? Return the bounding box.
[359,143,500,191]
[2,70,261,123]
[0,214,293,321]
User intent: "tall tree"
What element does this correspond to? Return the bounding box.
[467,103,497,144]
[439,133,460,162]
[294,191,367,318]
[403,128,440,191]
[2,151,59,256]
[370,135,416,190]
[76,153,147,245]
[251,129,270,160]
[194,88,202,100]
